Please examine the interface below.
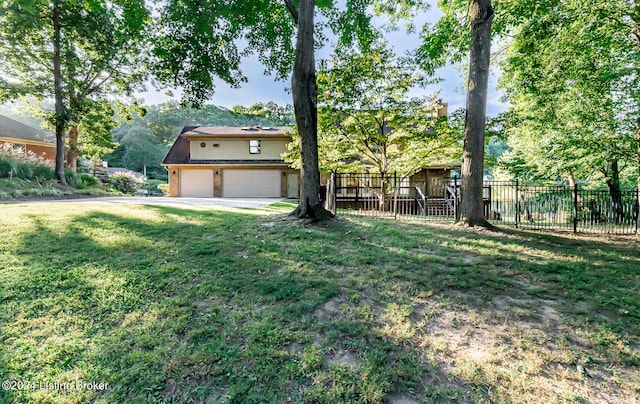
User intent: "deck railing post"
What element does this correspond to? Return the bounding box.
[573,183,579,234]
[454,175,460,221]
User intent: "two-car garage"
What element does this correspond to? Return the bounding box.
[178,168,296,198]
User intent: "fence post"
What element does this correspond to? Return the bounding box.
[573,183,579,234]
[515,179,519,228]
[393,172,398,219]
[634,187,640,234]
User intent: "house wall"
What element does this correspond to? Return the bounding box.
[0,140,56,164]
[168,166,180,197]
[27,144,56,163]
[189,139,290,160]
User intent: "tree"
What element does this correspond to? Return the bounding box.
[459,0,493,227]
[307,43,459,195]
[419,0,494,227]
[497,0,639,197]
[231,102,295,126]
[119,127,168,175]
[152,0,429,219]
[0,0,150,182]
[281,42,459,209]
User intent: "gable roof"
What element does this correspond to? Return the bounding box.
[162,126,196,165]
[162,125,293,165]
[0,115,55,144]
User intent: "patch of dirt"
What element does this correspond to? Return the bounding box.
[386,394,419,404]
[324,351,361,368]
[285,342,304,354]
[314,298,342,322]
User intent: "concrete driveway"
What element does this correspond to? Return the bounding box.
[24,196,288,209]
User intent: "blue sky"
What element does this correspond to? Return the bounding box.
[138,2,508,116]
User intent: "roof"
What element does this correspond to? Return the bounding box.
[162,126,195,165]
[188,159,288,165]
[0,115,55,144]
[181,125,293,138]
[162,125,294,166]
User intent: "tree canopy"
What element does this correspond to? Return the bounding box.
[0,0,150,180]
[296,41,460,177]
[497,0,640,190]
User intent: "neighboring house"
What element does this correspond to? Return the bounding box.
[0,115,56,163]
[162,125,299,198]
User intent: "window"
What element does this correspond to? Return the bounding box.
[199,142,206,148]
[249,140,261,154]
[12,143,26,157]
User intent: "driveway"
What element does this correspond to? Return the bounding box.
[19,196,287,209]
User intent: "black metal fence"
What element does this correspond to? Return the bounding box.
[325,173,639,235]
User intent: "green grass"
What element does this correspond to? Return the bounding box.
[0,201,638,403]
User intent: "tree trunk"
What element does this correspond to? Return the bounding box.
[605,159,624,223]
[459,0,493,228]
[67,125,78,172]
[53,3,67,185]
[289,0,333,220]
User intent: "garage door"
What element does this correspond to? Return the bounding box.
[180,169,214,197]
[223,170,281,197]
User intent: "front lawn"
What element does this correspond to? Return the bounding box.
[0,201,638,403]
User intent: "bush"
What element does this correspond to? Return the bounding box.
[13,161,36,179]
[31,164,56,181]
[65,168,84,188]
[0,145,56,181]
[141,179,166,195]
[80,174,101,188]
[0,156,15,177]
[109,172,142,194]
[157,183,169,195]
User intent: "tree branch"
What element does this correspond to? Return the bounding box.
[283,0,299,24]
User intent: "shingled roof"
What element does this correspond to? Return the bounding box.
[0,115,55,144]
[181,125,292,137]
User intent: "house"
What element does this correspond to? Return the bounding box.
[162,125,299,198]
[0,115,56,163]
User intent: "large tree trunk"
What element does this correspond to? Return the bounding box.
[53,3,67,185]
[289,0,333,220]
[459,0,493,227]
[67,125,78,172]
[605,159,624,223]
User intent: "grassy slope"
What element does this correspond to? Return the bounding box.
[0,201,638,403]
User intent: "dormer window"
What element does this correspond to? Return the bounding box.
[249,140,261,154]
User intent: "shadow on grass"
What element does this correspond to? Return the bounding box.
[0,204,638,402]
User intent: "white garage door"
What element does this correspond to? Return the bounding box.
[223,170,281,197]
[180,169,214,197]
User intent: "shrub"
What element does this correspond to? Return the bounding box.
[80,174,101,188]
[0,156,15,177]
[157,183,169,195]
[109,172,142,194]
[13,161,36,179]
[141,179,166,195]
[31,164,56,181]
[65,168,84,188]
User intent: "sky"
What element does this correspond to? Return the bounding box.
[138,2,508,117]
